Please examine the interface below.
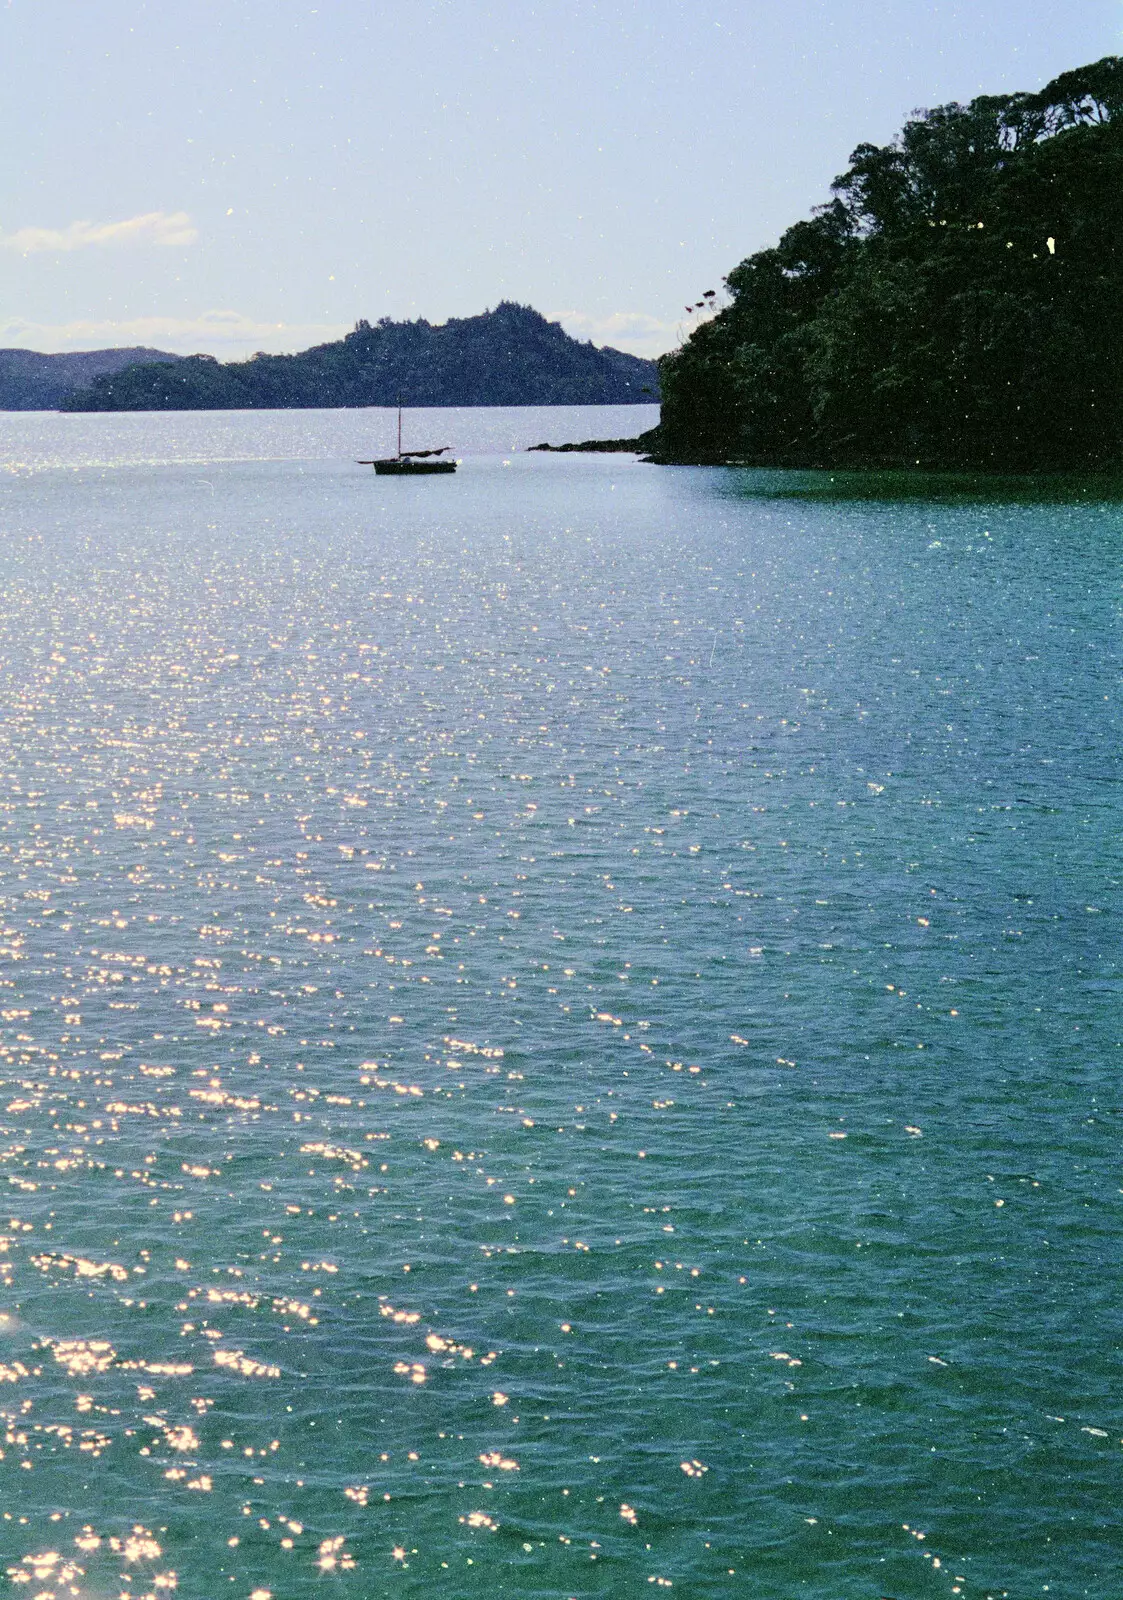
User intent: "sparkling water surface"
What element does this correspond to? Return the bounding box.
[0,407,1118,1599]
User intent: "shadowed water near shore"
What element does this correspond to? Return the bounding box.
[719,467,1123,503]
[526,433,1123,503]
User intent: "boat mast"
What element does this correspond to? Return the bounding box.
[397,397,402,458]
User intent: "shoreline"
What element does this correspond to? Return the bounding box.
[527,430,1123,494]
[528,425,663,456]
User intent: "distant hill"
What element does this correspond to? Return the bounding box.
[60,304,659,411]
[0,346,182,411]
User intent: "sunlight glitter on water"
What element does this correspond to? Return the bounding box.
[0,410,1119,1599]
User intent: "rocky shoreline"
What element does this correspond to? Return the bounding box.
[528,425,662,457]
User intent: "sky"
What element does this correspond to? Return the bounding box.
[1,0,1119,360]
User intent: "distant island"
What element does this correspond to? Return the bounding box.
[656,56,1123,472]
[56,304,658,412]
[0,346,182,411]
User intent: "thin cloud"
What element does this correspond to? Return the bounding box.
[0,312,351,357]
[555,309,679,360]
[0,211,198,254]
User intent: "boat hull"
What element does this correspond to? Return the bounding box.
[373,458,457,475]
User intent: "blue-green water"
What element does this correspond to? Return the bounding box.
[0,408,1118,1599]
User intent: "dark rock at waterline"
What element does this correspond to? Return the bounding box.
[528,426,662,454]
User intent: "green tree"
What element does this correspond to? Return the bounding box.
[657,56,1123,471]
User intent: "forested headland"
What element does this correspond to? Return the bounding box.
[60,303,657,411]
[656,58,1123,471]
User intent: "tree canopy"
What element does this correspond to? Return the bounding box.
[657,57,1123,470]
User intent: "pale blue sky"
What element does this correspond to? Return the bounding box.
[1,0,1118,357]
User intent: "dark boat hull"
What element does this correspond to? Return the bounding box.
[373,458,457,475]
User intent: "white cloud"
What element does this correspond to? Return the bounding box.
[0,211,198,254]
[0,311,351,357]
[554,309,680,360]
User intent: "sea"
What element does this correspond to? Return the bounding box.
[0,405,1118,1599]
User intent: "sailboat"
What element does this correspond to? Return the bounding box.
[357,403,457,475]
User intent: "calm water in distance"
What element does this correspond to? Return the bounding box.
[0,406,1118,1599]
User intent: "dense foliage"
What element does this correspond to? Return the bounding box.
[61,303,658,411]
[0,347,180,410]
[657,58,1123,470]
